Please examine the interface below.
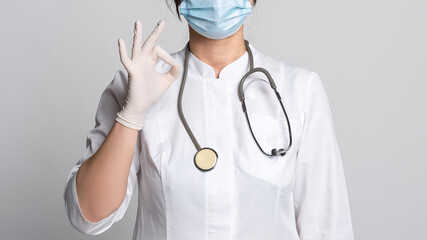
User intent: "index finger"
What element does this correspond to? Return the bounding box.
[142,20,165,54]
[153,45,181,81]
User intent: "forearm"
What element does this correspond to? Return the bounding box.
[75,122,138,222]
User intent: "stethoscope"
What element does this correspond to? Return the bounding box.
[177,39,293,172]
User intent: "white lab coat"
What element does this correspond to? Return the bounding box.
[63,42,354,240]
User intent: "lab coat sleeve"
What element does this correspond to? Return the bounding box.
[293,72,354,239]
[63,69,141,235]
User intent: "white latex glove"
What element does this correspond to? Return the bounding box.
[116,20,180,130]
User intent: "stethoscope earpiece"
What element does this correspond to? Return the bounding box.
[271,148,287,156]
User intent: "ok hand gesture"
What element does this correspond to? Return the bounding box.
[116,20,180,130]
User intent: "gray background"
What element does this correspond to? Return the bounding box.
[1,0,426,239]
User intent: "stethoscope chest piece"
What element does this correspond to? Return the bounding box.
[194,147,218,171]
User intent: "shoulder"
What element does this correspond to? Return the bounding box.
[255,50,318,84]
[254,50,323,99]
[253,49,329,119]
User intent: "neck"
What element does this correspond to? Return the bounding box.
[188,26,247,79]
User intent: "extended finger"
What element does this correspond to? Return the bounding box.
[153,45,181,81]
[118,38,132,69]
[141,20,165,54]
[131,20,142,60]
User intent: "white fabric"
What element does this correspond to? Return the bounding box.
[63,42,354,239]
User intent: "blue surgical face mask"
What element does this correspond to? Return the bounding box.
[179,0,253,40]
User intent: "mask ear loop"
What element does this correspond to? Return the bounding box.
[239,40,293,157]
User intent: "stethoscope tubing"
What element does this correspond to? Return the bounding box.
[177,42,201,151]
[177,40,293,160]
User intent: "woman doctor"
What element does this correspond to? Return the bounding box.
[63,0,355,239]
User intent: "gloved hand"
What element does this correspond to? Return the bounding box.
[116,20,180,130]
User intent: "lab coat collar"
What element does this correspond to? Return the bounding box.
[180,40,258,80]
